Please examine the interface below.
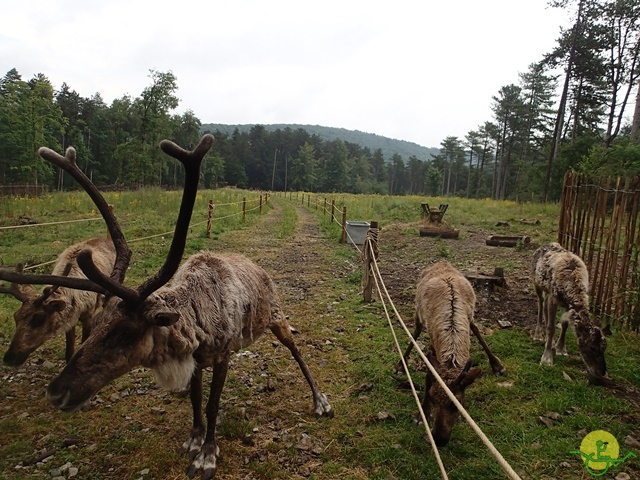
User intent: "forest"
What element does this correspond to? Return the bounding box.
[1,0,639,201]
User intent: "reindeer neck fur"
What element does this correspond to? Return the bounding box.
[140,251,278,390]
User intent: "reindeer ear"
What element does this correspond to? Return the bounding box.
[151,311,180,327]
[43,298,67,312]
[426,349,440,367]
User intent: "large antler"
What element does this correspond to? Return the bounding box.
[38,146,131,285]
[0,265,107,296]
[76,134,214,308]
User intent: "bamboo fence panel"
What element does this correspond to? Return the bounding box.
[558,171,640,330]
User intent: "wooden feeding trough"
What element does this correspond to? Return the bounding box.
[485,235,531,247]
[419,226,460,238]
[463,267,507,290]
[421,203,449,223]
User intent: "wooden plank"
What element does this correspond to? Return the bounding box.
[485,235,531,247]
[419,227,459,238]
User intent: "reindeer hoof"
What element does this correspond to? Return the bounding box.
[188,444,220,480]
[540,354,553,366]
[314,393,334,418]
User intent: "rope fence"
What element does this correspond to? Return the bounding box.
[364,226,521,480]
[0,193,269,272]
[278,192,521,480]
[284,192,521,479]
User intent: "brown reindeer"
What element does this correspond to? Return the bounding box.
[1,237,115,366]
[396,260,505,446]
[532,242,608,384]
[0,135,332,480]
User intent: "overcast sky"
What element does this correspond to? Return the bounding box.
[3,1,570,148]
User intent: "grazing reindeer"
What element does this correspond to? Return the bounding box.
[532,242,608,383]
[1,237,115,366]
[396,260,505,447]
[0,135,332,480]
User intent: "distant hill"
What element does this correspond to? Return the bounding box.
[201,123,440,161]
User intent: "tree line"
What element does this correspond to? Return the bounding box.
[1,0,639,201]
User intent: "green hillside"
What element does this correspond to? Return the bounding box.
[201,123,440,162]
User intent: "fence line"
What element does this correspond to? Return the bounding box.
[1,193,268,271]
[558,171,640,330]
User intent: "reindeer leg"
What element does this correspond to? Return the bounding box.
[395,317,422,374]
[470,322,505,375]
[64,326,75,362]
[533,286,544,341]
[269,320,333,418]
[540,297,557,366]
[184,367,205,461]
[554,311,570,356]
[188,359,228,480]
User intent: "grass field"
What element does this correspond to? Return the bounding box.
[0,188,638,480]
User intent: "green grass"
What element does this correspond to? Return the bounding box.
[1,190,638,479]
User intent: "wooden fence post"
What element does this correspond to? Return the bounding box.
[341,207,347,244]
[207,200,214,238]
[331,200,336,223]
[363,221,379,302]
[107,204,114,240]
[323,198,327,216]
[259,194,263,214]
[243,197,247,221]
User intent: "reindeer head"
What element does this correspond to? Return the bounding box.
[570,309,608,384]
[2,265,70,366]
[425,351,482,447]
[0,135,213,410]
[47,294,183,411]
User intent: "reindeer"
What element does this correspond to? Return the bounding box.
[0,135,332,480]
[532,242,608,384]
[1,237,115,366]
[396,260,505,447]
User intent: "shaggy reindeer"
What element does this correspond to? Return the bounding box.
[396,260,505,447]
[1,237,115,366]
[532,242,608,383]
[0,135,332,480]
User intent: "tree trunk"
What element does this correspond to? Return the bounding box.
[544,0,584,202]
[632,82,640,143]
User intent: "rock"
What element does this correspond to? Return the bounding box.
[624,435,640,449]
[295,433,324,455]
[538,416,554,428]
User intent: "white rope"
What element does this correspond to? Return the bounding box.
[367,243,522,480]
[368,243,449,479]
[0,216,102,230]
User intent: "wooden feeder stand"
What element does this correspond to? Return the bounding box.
[421,203,449,223]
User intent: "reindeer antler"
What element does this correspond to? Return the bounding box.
[0,264,30,302]
[77,134,214,308]
[0,265,107,295]
[38,146,131,284]
[0,134,213,309]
